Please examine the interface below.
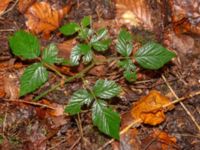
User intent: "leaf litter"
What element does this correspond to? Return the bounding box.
[0,0,200,149]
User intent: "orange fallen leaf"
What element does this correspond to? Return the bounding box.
[142,129,178,150]
[24,1,72,37]
[18,0,36,13]
[0,0,11,15]
[131,90,174,125]
[115,0,153,30]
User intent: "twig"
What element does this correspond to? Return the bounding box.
[162,74,200,131]
[69,137,81,150]
[0,0,19,17]
[34,62,95,101]
[98,119,142,150]
[1,98,56,109]
[44,63,65,79]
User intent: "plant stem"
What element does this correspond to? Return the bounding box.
[44,63,64,79]
[33,62,95,101]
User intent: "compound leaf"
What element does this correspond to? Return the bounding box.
[9,30,40,59]
[20,63,48,96]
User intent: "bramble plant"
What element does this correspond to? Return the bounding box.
[8,16,176,139]
[59,16,111,65]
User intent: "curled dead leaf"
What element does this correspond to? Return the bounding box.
[115,0,153,30]
[24,1,72,37]
[0,0,11,15]
[131,90,174,125]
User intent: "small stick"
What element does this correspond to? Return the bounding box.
[162,74,200,131]
[0,0,19,17]
[1,98,56,110]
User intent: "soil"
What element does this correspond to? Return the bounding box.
[0,0,200,150]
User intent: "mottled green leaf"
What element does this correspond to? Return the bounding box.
[116,29,133,57]
[70,44,92,65]
[42,44,64,64]
[65,89,93,115]
[93,79,121,99]
[92,39,111,51]
[92,100,120,139]
[135,42,176,69]
[20,63,48,96]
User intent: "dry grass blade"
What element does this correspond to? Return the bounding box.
[162,74,200,131]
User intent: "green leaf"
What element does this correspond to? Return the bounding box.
[124,70,137,82]
[91,28,108,43]
[42,43,64,64]
[118,59,136,71]
[70,44,92,65]
[116,29,133,57]
[9,30,40,59]
[93,79,121,99]
[78,28,93,40]
[59,22,80,36]
[81,16,91,27]
[134,42,176,70]
[92,100,120,139]
[65,89,93,115]
[92,39,111,51]
[20,63,48,96]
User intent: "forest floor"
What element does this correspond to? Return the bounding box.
[0,0,200,150]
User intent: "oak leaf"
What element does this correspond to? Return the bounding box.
[24,1,72,37]
[131,90,174,125]
[0,0,11,15]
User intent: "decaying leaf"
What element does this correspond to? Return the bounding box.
[142,129,178,150]
[24,1,72,37]
[3,72,19,100]
[57,39,76,60]
[0,0,11,15]
[18,0,36,13]
[115,0,153,30]
[169,0,200,35]
[131,90,174,125]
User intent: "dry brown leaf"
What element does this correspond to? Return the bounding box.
[18,0,36,13]
[3,72,19,100]
[131,90,174,125]
[169,0,200,35]
[0,0,11,15]
[24,1,72,37]
[57,39,76,60]
[115,0,153,30]
[142,130,178,150]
